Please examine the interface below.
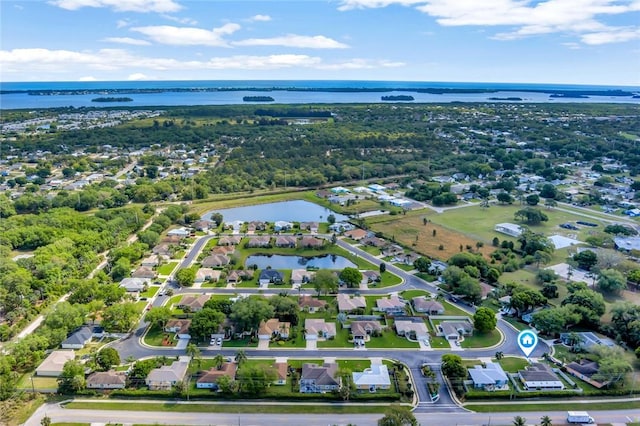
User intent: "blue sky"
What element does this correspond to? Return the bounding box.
[1,0,639,85]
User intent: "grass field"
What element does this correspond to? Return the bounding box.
[17,375,58,390]
[465,400,640,412]
[497,356,529,373]
[157,262,178,275]
[460,329,502,349]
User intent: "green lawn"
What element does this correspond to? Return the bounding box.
[441,300,472,316]
[143,324,176,347]
[377,271,403,288]
[465,400,640,413]
[135,300,149,314]
[393,263,415,271]
[64,401,390,414]
[401,290,431,299]
[17,375,58,390]
[221,337,257,348]
[502,316,530,331]
[460,329,502,349]
[360,245,382,256]
[429,336,450,348]
[140,286,159,298]
[157,262,178,275]
[497,356,529,373]
[368,329,419,349]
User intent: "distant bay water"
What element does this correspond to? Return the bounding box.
[1,80,639,109]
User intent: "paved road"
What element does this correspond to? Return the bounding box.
[25,402,640,426]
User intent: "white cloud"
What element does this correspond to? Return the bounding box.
[131,23,240,46]
[128,72,150,80]
[116,19,132,28]
[249,14,272,22]
[161,14,198,25]
[78,75,97,81]
[49,0,182,13]
[338,0,640,44]
[102,37,151,46]
[0,48,403,75]
[234,35,349,49]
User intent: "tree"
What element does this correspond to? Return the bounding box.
[497,192,513,204]
[473,307,497,333]
[513,416,527,426]
[413,257,431,273]
[312,269,339,295]
[327,214,336,225]
[175,267,196,287]
[536,269,558,284]
[591,347,633,387]
[235,350,248,366]
[441,354,466,380]
[514,208,548,225]
[525,194,539,206]
[596,269,627,295]
[532,306,580,336]
[540,415,553,426]
[101,302,138,333]
[573,250,598,271]
[379,262,387,274]
[145,306,172,330]
[96,347,120,370]
[339,267,363,288]
[230,296,275,333]
[562,289,606,327]
[190,308,225,342]
[544,198,557,209]
[518,229,554,256]
[40,416,52,426]
[269,295,300,326]
[237,365,276,395]
[377,404,418,426]
[57,359,86,393]
[213,354,225,370]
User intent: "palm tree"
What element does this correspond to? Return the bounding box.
[213,354,225,370]
[186,343,202,370]
[513,416,527,426]
[235,349,247,366]
[495,351,504,360]
[540,415,553,426]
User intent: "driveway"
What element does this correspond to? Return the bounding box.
[257,339,270,350]
[176,339,189,350]
[305,339,317,350]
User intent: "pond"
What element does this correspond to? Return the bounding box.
[246,254,356,270]
[203,200,349,223]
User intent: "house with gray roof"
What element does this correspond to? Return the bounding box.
[300,362,340,393]
[394,317,429,341]
[438,320,473,340]
[412,297,444,315]
[518,363,564,391]
[119,277,149,293]
[468,362,508,391]
[86,371,126,389]
[146,356,190,390]
[352,364,391,391]
[61,326,93,350]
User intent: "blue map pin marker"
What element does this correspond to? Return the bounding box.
[517,329,538,358]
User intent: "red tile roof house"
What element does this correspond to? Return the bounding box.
[275,235,297,248]
[375,295,406,315]
[299,236,324,249]
[298,295,326,313]
[272,362,288,385]
[177,294,210,312]
[245,236,272,248]
[337,293,366,313]
[344,229,368,241]
[196,362,237,390]
[258,318,290,340]
[218,236,242,246]
[211,246,236,256]
[165,319,192,340]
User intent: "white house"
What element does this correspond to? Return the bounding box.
[352,364,391,391]
[494,223,524,237]
[119,277,149,293]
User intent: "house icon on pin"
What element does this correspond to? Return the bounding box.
[521,334,534,346]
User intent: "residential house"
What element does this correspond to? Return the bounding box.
[375,295,406,315]
[361,236,387,248]
[299,222,319,233]
[167,227,190,238]
[224,220,244,232]
[565,359,608,388]
[272,362,288,385]
[438,320,473,340]
[559,332,616,351]
[350,320,383,341]
[298,295,325,313]
[344,229,368,240]
[193,220,215,231]
[258,318,290,340]
[614,236,640,253]
[304,319,337,341]
[247,221,266,232]
[395,252,421,266]
[219,236,242,246]
[132,266,157,279]
[152,243,173,257]
[329,222,355,233]
[86,371,126,390]
[141,255,163,267]
[275,236,297,248]
[412,297,444,315]
[468,362,508,391]
[259,269,284,285]
[146,356,190,390]
[119,277,149,293]
[337,293,366,313]
[177,294,210,312]
[195,268,221,283]
[381,244,404,258]
[394,317,429,341]
[226,270,253,285]
[299,236,324,249]
[36,350,76,377]
[352,364,391,391]
[165,319,192,340]
[211,246,235,256]
[299,363,340,393]
[162,235,183,245]
[201,254,230,268]
[291,269,314,286]
[362,270,381,283]
[61,326,93,350]
[196,362,237,389]
[518,363,564,390]
[274,221,293,232]
[245,236,271,248]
